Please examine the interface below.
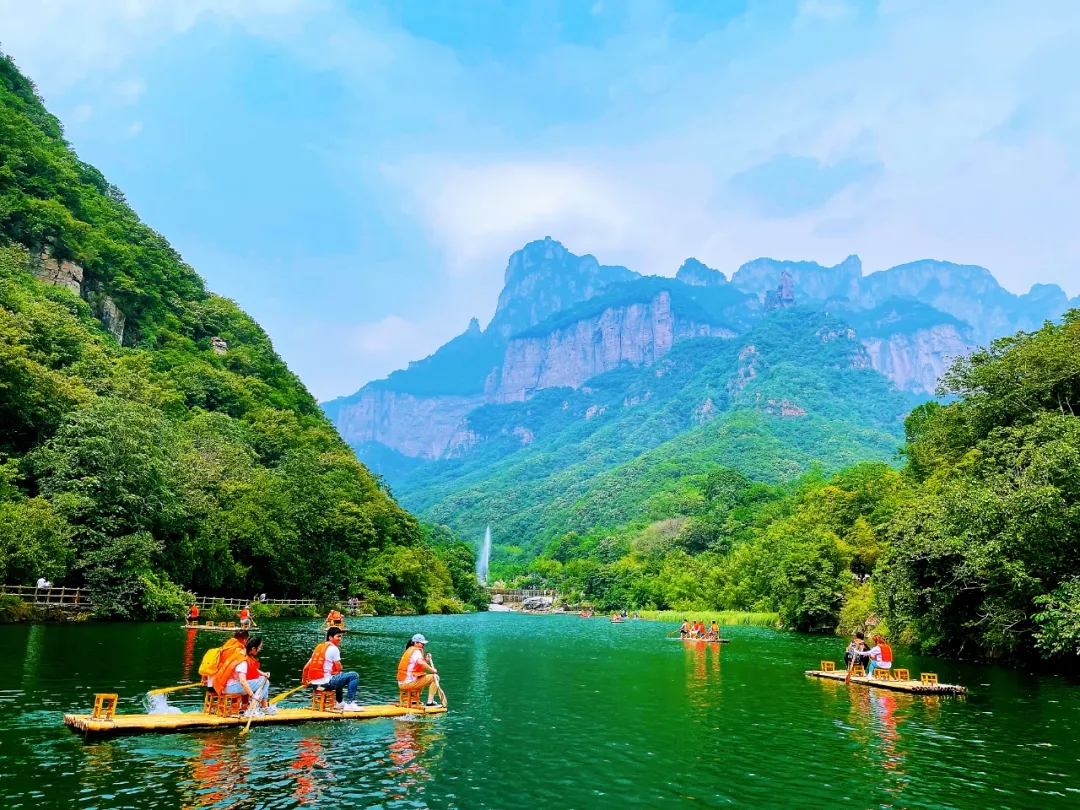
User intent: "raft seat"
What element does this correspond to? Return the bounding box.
[921,673,939,686]
[820,661,835,672]
[872,668,892,681]
[850,665,866,677]
[893,668,910,681]
[217,694,246,717]
[92,693,118,720]
[311,689,336,712]
[203,692,220,715]
[398,686,425,710]
[227,622,236,628]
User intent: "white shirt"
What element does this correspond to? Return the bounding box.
[310,643,341,685]
[401,648,425,685]
[867,645,891,667]
[36,578,48,588]
[226,660,249,689]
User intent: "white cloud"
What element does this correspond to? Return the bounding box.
[795,0,855,25]
[115,78,147,105]
[126,121,144,137]
[348,315,428,360]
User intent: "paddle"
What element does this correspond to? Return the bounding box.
[148,682,203,696]
[269,682,307,705]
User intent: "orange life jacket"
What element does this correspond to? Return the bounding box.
[396,647,424,683]
[302,642,341,684]
[212,647,248,694]
[189,605,199,617]
[878,643,893,663]
[327,611,342,623]
[239,608,251,620]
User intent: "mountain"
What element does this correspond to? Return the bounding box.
[323,234,1072,564]
[0,53,475,618]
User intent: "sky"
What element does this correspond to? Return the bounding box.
[2,0,1079,400]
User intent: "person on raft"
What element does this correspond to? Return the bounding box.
[205,629,249,686]
[709,621,720,640]
[186,603,200,624]
[325,609,344,627]
[239,605,253,629]
[845,631,869,669]
[865,635,893,676]
[398,634,444,708]
[216,636,275,716]
[679,619,691,638]
[303,627,362,711]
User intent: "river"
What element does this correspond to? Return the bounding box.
[0,613,1077,808]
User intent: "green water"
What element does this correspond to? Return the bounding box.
[0,614,1078,809]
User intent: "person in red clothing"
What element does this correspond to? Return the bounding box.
[186,603,200,624]
[866,635,893,676]
[239,605,253,629]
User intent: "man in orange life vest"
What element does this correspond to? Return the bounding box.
[397,634,442,708]
[239,605,253,629]
[325,609,343,627]
[186,603,199,624]
[866,635,893,676]
[303,627,361,711]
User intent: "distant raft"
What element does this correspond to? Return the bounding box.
[806,665,966,695]
[318,624,348,633]
[64,703,446,737]
[183,622,258,633]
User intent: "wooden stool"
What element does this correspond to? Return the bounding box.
[227,622,236,628]
[893,668,910,681]
[821,661,835,672]
[850,665,866,677]
[311,689,336,712]
[202,692,220,715]
[920,673,939,686]
[398,686,425,709]
[218,694,246,717]
[205,621,215,627]
[873,668,892,681]
[92,693,118,720]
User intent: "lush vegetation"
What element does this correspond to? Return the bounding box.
[398,307,912,557]
[0,53,480,619]
[488,313,1080,661]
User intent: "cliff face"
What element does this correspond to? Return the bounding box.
[330,387,486,459]
[732,255,863,303]
[495,291,735,402]
[860,324,973,396]
[488,236,638,337]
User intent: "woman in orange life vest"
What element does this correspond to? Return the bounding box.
[216,636,275,716]
[397,634,444,708]
[302,627,361,711]
[186,603,199,624]
[866,635,893,676]
[204,629,249,686]
[709,621,720,640]
[325,609,343,627]
[238,605,253,629]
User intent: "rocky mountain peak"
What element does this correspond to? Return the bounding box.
[764,270,796,312]
[675,258,727,287]
[732,254,862,303]
[466,316,481,336]
[488,237,639,338]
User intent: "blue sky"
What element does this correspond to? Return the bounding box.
[2,0,1078,399]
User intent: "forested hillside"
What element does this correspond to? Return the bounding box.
[0,53,480,618]
[398,307,912,557]
[501,313,1080,661]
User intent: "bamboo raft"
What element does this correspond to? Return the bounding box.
[319,624,348,633]
[64,703,446,737]
[806,665,966,695]
[183,622,259,633]
[667,637,731,644]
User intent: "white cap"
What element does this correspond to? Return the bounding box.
[411,634,428,644]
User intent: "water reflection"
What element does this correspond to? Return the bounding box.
[183,737,248,810]
[290,736,329,806]
[384,720,445,805]
[182,628,197,683]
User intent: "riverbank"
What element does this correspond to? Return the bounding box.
[635,609,779,627]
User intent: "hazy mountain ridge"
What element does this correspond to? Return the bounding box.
[324,238,1071,465]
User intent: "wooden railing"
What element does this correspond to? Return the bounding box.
[0,585,92,610]
[485,588,558,600]
[192,596,319,610]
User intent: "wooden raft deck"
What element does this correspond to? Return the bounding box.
[64,704,446,737]
[805,669,966,695]
[182,623,259,633]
